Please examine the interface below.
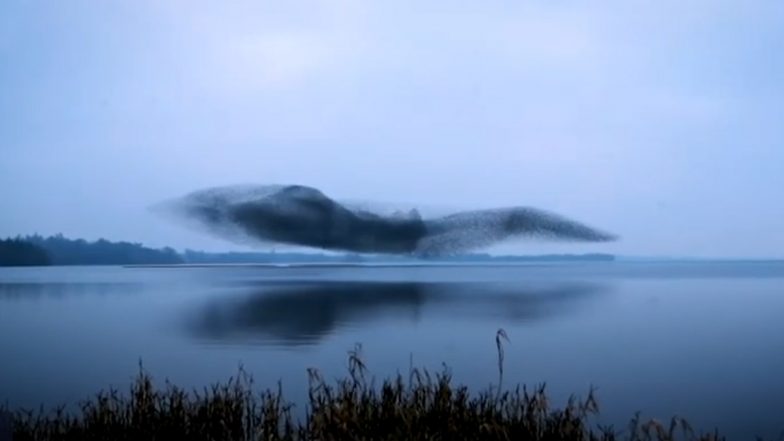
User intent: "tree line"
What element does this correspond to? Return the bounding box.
[0,235,182,266]
[1,234,615,267]
[0,238,51,266]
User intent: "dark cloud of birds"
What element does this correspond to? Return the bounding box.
[158,184,616,257]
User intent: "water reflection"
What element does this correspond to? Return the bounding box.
[0,282,143,300]
[188,281,603,346]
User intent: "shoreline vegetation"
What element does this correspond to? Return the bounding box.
[0,238,50,266]
[4,342,725,441]
[0,234,614,267]
[0,235,182,267]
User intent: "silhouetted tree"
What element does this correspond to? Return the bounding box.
[0,238,51,266]
[22,235,182,265]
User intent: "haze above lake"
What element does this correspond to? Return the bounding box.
[1,262,783,439]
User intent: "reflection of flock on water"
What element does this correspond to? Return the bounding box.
[188,280,604,346]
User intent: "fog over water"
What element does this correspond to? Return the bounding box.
[2,263,783,439]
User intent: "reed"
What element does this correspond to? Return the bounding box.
[5,335,727,441]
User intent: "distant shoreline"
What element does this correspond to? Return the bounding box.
[121,261,594,269]
[5,235,784,268]
[2,234,618,267]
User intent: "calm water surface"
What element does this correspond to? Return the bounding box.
[1,262,783,439]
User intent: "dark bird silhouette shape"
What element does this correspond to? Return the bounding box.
[160,184,616,257]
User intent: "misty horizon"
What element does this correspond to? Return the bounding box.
[2,1,783,258]
[5,233,782,262]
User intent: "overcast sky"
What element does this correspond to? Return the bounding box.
[1,0,782,257]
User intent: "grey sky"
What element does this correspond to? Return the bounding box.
[1,1,782,257]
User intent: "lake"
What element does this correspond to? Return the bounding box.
[1,262,783,439]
